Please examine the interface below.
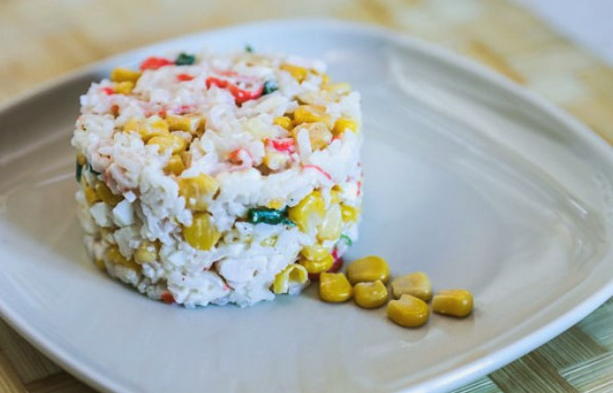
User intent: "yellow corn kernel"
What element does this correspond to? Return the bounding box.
[387,294,430,328]
[292,105,329,125]
[332,118,358,136]
[293,122,332,151]
[391,272,432,301]
[432,289,474,318]
[280,63,309,82]
[147,134,187,154]
[299,254,334,274]
[164,154,185,176]
[94,182,122,207]
[272,263,309,294]
[76,153,87,166]
[273,116,292,130]
[288,190,325,232]
[266,198,285,210]
[300,245,330,261]
[110,67,141,83]
[106,245,140,271]
[178,174,219,211]
[183,212,221,251]
[346,255,390,284]
[123,116,170,142]
[114,81,134,95]
[319,272,352,303]
[94,259,106,271]
[354,280,388,309]
[263,151,289,171]
[320,73,330,86]
[180,151,192,169]
[317,204,342,242]
[325,82,352,94]
[122,118,141,133]
[167,115,204,135]
[340,204,360,223]
[134,241,157,264]
[330,187,342,205]
[83,184,100,205]
[260,236,277,247]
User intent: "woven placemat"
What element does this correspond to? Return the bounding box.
[0,0,611,392]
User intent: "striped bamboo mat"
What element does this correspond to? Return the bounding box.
[0,0,611,392]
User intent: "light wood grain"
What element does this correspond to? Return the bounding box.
[0,0,611,392]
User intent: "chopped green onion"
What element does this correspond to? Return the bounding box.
[175,53,196,66]
[262,80,278,95]
[340,234,353,246]
[247,207,294,225]
[89,164,101,176]
[245,44,254,53]
[76,161,83,183]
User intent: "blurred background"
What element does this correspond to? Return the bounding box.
[0,1,611,392]
[1,0,612,145]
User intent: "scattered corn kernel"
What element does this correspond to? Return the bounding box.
[110,67,141,83]
[114,81,134,95]
[134,241,157,264]
[272,264,309,294]
[320,73,330,86]
[317,204,342,241]
[340,204,360,223]
[332,118,358,136]
[280,63,309,82]
[319,272,352,303]
[95,182,122,206]
[183,212,221,251]
[354,280,388,309]
[432,289,474,318]
[346,255,390,284]
[273,116,292,130]
[164,154,186,176]
[391,272,432,301]
[288,190,325,232]
[299,253,334,274]
[147,134,187,154]
[387,294,430,328]
[178,174,219,211]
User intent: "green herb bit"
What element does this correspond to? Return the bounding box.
[262,80,278,95]
[175,53,196,66]
[248,207,294,225]
[245,44,254,53]
[89,163,101,176]
[76,161,83,183]
[340,234,353,246]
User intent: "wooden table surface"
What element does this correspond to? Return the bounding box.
[0,0,611,392]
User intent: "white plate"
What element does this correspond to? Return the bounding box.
[0,20,612,393]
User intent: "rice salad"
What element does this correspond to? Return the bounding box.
[72,49,363,307]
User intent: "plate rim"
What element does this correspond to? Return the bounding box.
[0,18,611,393]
